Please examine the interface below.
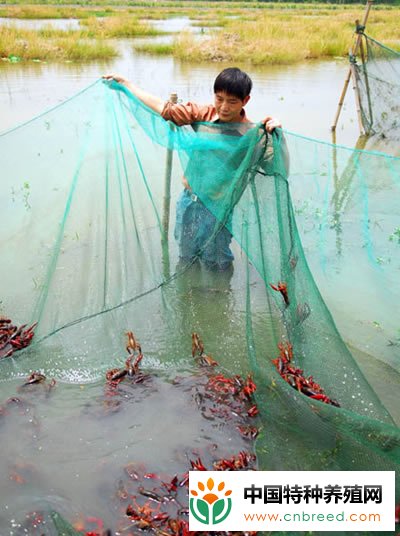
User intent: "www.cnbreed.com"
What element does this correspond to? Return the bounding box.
[243,512,381,523]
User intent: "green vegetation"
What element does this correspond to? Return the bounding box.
[0,5,115,19]
[137,7,400,64]
[0,26,117,62]
[0,12,163,61]
[80,16,162,37]
[134,42,174,55]
[1,0,400,7]
[0,2,399,63]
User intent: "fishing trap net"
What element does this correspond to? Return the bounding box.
[353,32,400,137]
[0,80,399,534]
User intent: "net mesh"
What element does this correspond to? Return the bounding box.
[0,80,399,533]
[355,33,400,137]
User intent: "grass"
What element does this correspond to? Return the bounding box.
[134,42,174,55]
[0,13,164,61]
[1,3,399,64]
[1,0,400,8]
[80,16,162,38]
[164,8,400,64]
[0,5,115,19]
[0,26,117,62]
[190,19,229,28]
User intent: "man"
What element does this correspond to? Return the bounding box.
[103,68,282,271]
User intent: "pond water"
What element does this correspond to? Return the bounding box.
[0,16,81,30]
[0,18,360,144]
[143,16,205,34]
[1,21,398,400]
[0,18,399,534]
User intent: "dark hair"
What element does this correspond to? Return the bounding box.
[213,67,253,101]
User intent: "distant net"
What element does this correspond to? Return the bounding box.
[354,33,400,137]
[0,80,399,532]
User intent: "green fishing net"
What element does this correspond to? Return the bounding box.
[0,80,399,533]
[354,33,400,136]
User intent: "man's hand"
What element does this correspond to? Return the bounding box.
[262,115,282,133]
[102,74,128,91]
[102,74,127,85]
[102,75,164,115]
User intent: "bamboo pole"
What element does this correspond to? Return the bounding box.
[350,62,366,136]
[162,92,178,240]
[331,69,352,133]
[161,92,178,279]
[331,0,374,132]
[359,34,374,133]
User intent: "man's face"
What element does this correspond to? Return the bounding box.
[214,91,250,123]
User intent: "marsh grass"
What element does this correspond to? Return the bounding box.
[0,14,164,61]
[134,42,174,55]
[2,0,400,9]
[1,3,399,64]
[80,16,163,37]
[0,26,117,61]
[168,9,400,64]
[0,5,115,19]
[190,19,229,28]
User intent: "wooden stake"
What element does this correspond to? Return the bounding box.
[331,69,352,132]
[359,34,374,132]
[331,0,374,132]
[161,92,178,279]
[162,92,178,240]
[350,62,366,136]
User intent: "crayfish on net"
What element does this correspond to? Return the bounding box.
[269,281,289,306]
[272,342,340,407]
[189,332,260,440]
[105,331,149,386]
[192,332,218,367]
[17,372,56,394]
[204,372,259,425]
[0,317,37,359]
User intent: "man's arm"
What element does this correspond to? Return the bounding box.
[103,75,215,126]
[102,75,165,115]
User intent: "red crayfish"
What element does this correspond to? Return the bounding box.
[269,281,289,306]
[191,332,218,367]
[272,342,340,407]
[105,331,149,386]
[0,317,37,359]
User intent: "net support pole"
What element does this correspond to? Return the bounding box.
[331,0,374,132]
[350,62,366,136]
[359,35,374,132]
[331,69,352,133]
[161,92,178,279]
[162,92,178,240]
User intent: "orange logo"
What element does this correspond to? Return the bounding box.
[190,478,232,525]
